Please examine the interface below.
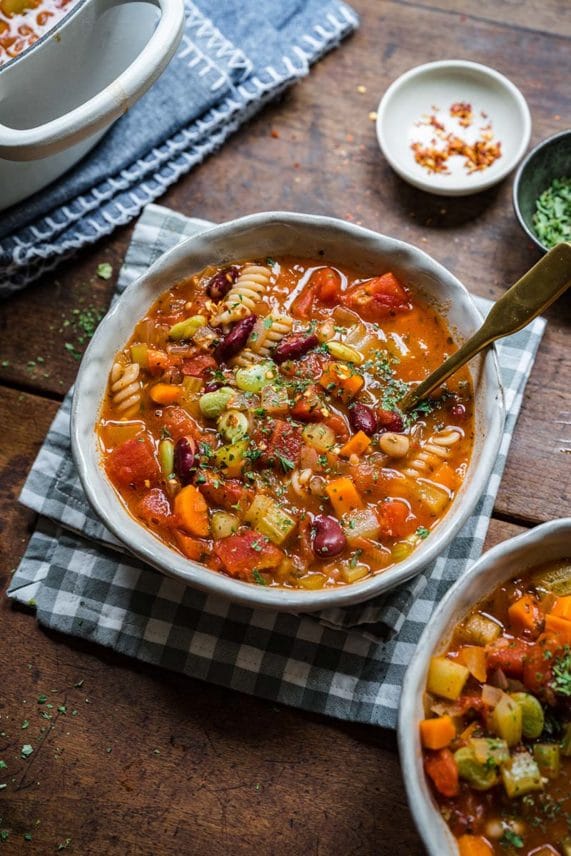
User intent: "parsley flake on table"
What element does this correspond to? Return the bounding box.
[21,744,33,758]
[96,262,113,280]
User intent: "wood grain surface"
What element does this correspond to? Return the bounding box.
[0,1,569,853]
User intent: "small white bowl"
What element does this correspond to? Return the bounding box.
[71,212,504,613]
[376,60,532,196]
[398,517,571,856]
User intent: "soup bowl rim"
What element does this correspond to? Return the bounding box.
[71,210,505,612]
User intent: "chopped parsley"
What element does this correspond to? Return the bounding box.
[500,827,524,849]
[552,647,571,696]
[252,570,268,586]
[349,549,363,568]
[276,453,295,473]
[416,526,430,539]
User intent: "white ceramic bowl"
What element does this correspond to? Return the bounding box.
[398,517,571,856]
[376,60,532,196]
[71,212,505,612]
[0,0,184,211]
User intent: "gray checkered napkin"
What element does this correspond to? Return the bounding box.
[7,204,546,729]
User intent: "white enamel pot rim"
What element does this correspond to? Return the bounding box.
[398,517,571,856]
[71,211,505,612]
[0,0,184,161]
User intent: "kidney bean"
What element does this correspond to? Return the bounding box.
[273,332,319,365]
[312,514,347,558]
[349,402,378,435]
[214,314,257,362]
[174,436,196,485]
[377,408,404,433]
[450,403,467,420]
[206,266,238,301]
[204,381,222,393]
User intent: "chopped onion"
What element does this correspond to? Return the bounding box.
[482,684,504,708]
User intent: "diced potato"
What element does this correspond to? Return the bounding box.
[459,612,501,646]
[340,563,370,584]
[302,422,336,453]
[500,751,543,798]
[211,511,240,540]
[492,694,522,746]
[299,573,326,590]
[469,737,509,766]
[415,480,450,515]
[533,743,560,778]
[427,656,469,701]
[343,508,381,545]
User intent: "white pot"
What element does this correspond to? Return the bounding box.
[0,0,184,212]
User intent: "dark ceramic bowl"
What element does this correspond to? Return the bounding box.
[513,129,571,253]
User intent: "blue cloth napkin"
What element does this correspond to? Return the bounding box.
[0,0,357,297]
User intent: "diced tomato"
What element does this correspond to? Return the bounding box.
[197,472,253,514]
[214,530,284,580]
[298,515,314,565]
[264,420,303,468]
[424,748,459,798]
[147,348,172,376]
[161,406,201,441]
[377,408,405,433]
[291,386,329,422]
[291,283,317,319]
[486,637,529,678]
[181,353,218,377]
[312,267,342,305]
[343,272,411,321]
[279,351,325,380]
[377,499,416,538]
[458,694,489,719]
[522,634,561,695]
[136,488,173,527]
[174,530,212,563]
[106,435,159,488]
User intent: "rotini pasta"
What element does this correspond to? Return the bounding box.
[211,264,271,326]
[230,311,293,367]
[401,427,463,479]
[109,361,142,415]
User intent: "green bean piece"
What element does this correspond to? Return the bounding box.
[510,692,545,739]
[199,387,235,419]
[454,746,499,791]
[158,438,175,478]
[533,743,560,779]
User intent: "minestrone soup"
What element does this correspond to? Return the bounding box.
[0,0,77,66]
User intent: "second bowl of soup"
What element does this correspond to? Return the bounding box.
[72,212,504,611]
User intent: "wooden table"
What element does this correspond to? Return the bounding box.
[1,2,569,853]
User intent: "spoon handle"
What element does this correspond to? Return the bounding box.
[400,242,571,411]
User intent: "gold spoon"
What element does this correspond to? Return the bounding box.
[400,242,571,411]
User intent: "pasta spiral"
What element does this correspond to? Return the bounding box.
[230,311,294,367]
[401,427,462,479]
[110,361,142,416]
[211,264,271,326]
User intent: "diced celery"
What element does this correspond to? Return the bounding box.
[158,438,174,478]
[426,656,469,701]
[299,573,326,590]
[492,694,523,746]
[340,563,370,584]
[500,751,543,798]
[454,746,499,790]
[199,387,235,419]
[531,560,571,596]
[182,375,203,395]
[533,743,560,778]
[244,494,296,545]
[168,315,207,340]
[214,439,249,477]
[211,511,240,540]
[415,480,450,515]
[260,384,289,415]
[235,361,276,393]
[130,343,148,368]
[511,692,545,739]
[302,422,335,453]
[460,612,501,646]
[217,410,249,443]
[469,737,510,767]
[561,722,571,756]
[343,508,381,544]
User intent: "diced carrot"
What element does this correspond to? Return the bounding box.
[432,462,461,492]
[174,484,210,537]
[377,499,415,539]
[149,383,183,405]
[507,594,543,635]
[419,715,456,750]
[551,595,571,621]
[326,477,364,517]
[319,361,364,402]
[457,835,494,856]
[174,530,212,563]
[339,430,371,458]
[423,748,459,798]
[457,645,487,683]
[147,348,172,375]
[545,613,571,644]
